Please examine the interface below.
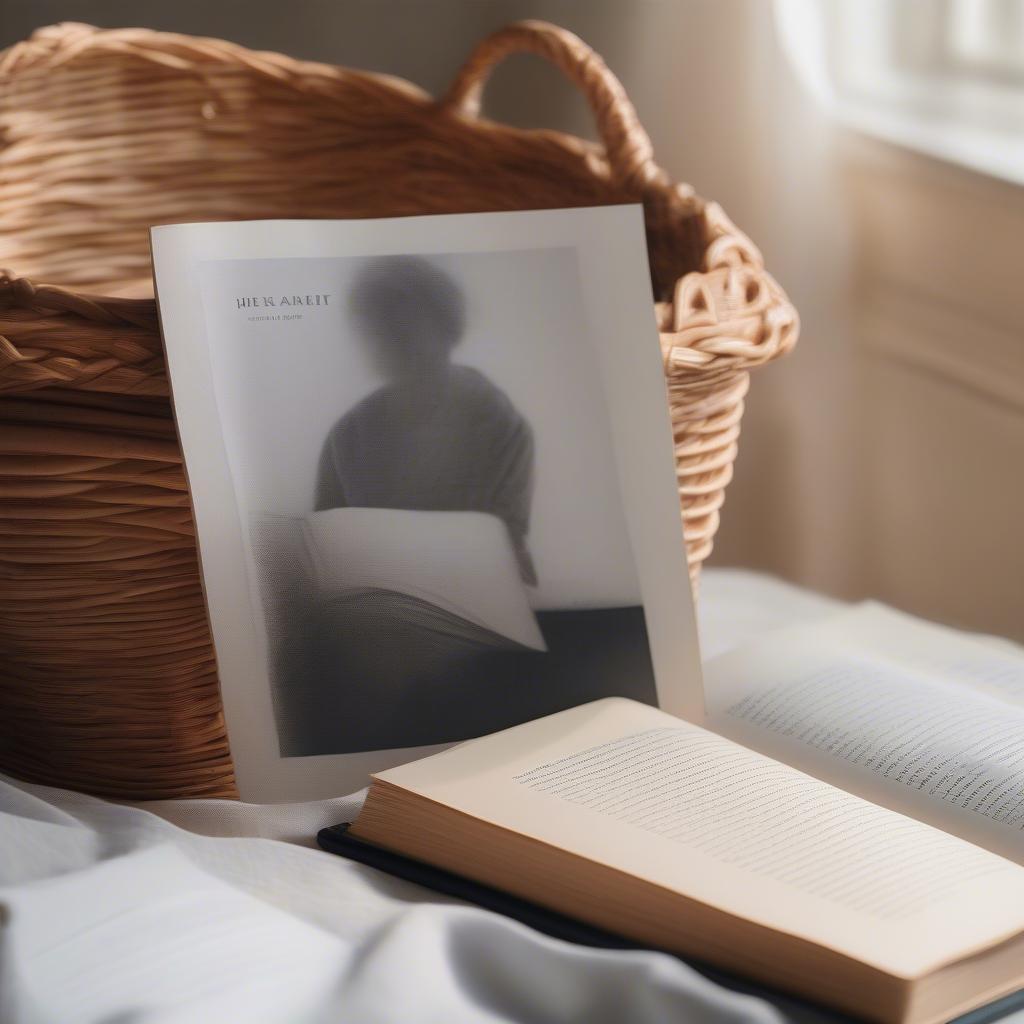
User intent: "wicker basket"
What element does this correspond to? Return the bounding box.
[0,20,797,799]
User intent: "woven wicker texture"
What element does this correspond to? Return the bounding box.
[0,21,797,799]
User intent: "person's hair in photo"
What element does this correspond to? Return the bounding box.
[348,255,467,381]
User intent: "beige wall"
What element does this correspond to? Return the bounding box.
[641,3,1024,641]
[843,140,1024,639]
[4,0,1020,636]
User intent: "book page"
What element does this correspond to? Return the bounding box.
[704,621,1024,865]
[817,602,1024,706]
[371,698,1024,980]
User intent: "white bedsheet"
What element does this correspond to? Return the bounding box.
[1,571,853,1024]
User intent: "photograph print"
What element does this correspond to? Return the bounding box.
[196,238,667,758]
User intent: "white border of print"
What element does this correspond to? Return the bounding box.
[151,205,703,802]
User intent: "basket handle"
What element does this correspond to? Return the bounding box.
[440,20,668,193]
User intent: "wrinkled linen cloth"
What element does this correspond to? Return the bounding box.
[2,570,854,1024]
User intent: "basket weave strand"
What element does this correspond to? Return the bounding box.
[0,20,797,799]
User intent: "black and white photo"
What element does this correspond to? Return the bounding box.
[152,208,700,799]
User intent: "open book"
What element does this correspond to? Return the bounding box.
[347,604,1024,1024]
[301,507,546,652]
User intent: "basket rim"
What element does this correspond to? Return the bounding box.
[0,22,699,216]
[0,272,156,323]
[0,21,431,104]
[0,21,798,376]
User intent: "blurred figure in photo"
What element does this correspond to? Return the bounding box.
[315,255,537,584]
